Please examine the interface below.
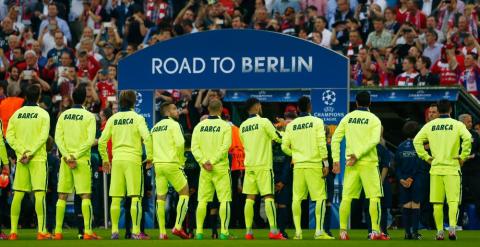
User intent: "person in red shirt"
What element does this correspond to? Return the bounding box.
[96,69,117,109]
[0,83,23,135]
[77,50,100,81]
[404,0,426,31]
[396,0,409,25]
[395,56,419,86]
[431,45,462,86]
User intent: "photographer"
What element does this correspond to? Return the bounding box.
[124,7,151,48]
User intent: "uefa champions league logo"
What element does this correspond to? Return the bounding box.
[135,92,143,107]
[322,90,336,106]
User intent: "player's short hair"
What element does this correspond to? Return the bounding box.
[429,103,438,109]
[297,96,311,113]
[402,121,419,139]
[245,97,260,111]
[405,56,416,65]
[208,99,223,113]
[184,133,192,149]
[119,90,136,109]
[437,99,451,114]
[25,84,41,103]
[356,91,371,107]
[419,56,432,68]
[160,102,175,117]
[72,84,87,105]
[458,114,471,122]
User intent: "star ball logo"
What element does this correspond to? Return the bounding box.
[322,90,336,106]
[135,91,143,107]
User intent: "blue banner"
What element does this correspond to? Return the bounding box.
[118,29,349,90]
[134,90,154,128]
[311,89,348,125]
[350,88,459,102]
[224,90,309,102]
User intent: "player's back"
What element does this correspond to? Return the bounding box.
[414,117,471,173]
[7,104,50,161]
[284,114,327,167]
[239,115,281,170]
[332,108,381,165]
[104,110,147,162]
[151,117,184,165]
[56,106,96,160]
[192,116,231,170]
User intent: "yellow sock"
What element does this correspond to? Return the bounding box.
[264,198,277,233]
[316,199,326,234]
[34,191,46,233]
[156,200,166,234]
[369,197,381,232]
[292,200,302,235]
[219,202,230,235]
[244,199,255,233]
[339,198,352,230]
[10,191,25,234]
[55,199,66,234]
[131,197,142,234]
[82,199,93,235]
[110,197,122,233]
[448,202,459,230]
[196,201,207,234]
[175,195,189,230]
[433,204,444,232]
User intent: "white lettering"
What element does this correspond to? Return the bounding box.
[179,58,192,74]
[163,58,179,74]
[220,57,235,73]
[152,58,162,74]
[242,57,253,73]
[255,57,265,72]
[211,57,221,73]
[298,56,313,72]
[267,57,278,72]
[193,57,206,73]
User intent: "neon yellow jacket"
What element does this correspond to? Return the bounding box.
[192,116,232,171]
[98,110,152,163]
[151,117,185,166]
[281,113,328,168]
[0,121,8,165]
[331,108,381,165]
[6,104,50,162]
[413,115,472,175]
[55,105,96,162]
[239,115,282,170]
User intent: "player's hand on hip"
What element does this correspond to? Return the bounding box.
[332,162,341,174]
[455,157,465,166]
[275,182,284,192]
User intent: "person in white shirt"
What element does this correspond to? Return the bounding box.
[313,16,332,48]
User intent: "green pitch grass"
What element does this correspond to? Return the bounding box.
[3,229,480,247]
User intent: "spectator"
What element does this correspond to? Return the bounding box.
[79,38,103,62]
[450,15,473,48]
[124,6,150,47]
[39,19,66,57]
[272,0,301,14]
[300,1,328,17]
[95,22,123,50]
[99,43,117,69]
[343,29,364,66]
[251,7,270,29]
[436,0,461,34]
[38,3,72,42]
[313,16,332,48]
[396,0,409,24]
[384,7,400,34]
[329,0,354,29]
[76,26,96,51]
[31,0,52,38]
[95,68,117,109]
[76,50,101,81]
[366,17,392,50]
[421,0,441,17]
[415,56,439,86]
[145,0,170,25]
[418,16,445,44]
[18,50,51,92]
[4,34,20,65]
[46,31,73,68]
[0,17,19,51]
[431,45,461,86]
[404,0,426,31]
[395,55,418,86]
[0,83,24,135]
[460,33,478,56]
[80,0,109,35]
[458,52,480,97]
[7,5,24,34]
[422,28,442,65]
